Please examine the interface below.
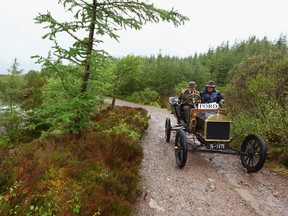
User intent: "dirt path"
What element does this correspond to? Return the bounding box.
[115,100,288,216]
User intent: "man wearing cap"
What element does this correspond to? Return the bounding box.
[200,80,224,104]
[178,81,200,126]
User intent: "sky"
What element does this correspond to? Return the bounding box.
[0,0,288,73]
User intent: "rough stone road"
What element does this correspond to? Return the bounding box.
[115,100,288,216]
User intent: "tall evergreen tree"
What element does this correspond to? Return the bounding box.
[0,58,24,110]
[0,59,25,144]
[34,0,189,133]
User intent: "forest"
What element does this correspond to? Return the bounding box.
[0,0,288,214]
[0,35,288,215]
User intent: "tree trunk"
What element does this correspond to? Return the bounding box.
[76,0,97,133]
[112,97,116,109]
[111,78,118,109]
[81,0,97,93]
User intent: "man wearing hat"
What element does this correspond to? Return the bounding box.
[178,81,201,126]
[200,80,224,104]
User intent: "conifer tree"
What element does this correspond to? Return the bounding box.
[34,0,189,133]
[0,59,25,144]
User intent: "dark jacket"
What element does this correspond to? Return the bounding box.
[200,88,223,103]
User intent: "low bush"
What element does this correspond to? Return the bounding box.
[225,51,288,168]
[0,106,149,215]
[126,88,160,106]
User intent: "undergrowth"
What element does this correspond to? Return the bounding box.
[0,105,149,215]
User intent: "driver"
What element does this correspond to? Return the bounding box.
[178,81,201,126]
[200,80,224,105]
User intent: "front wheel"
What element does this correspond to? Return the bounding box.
[175,129,188,168]
[240,134,266,173]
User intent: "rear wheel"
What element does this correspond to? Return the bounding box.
[165,118,172,142]
[240,134,266,173]
[175,129,187,168]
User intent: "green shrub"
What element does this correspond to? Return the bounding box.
[0,110,24,145]
[126,88,160,105]
[225,51,288,166]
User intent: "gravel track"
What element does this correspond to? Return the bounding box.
[115,100,288,216]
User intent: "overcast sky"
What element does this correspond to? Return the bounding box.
[0,0,287,73]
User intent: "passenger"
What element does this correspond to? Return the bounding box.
[200,80,224,105]
[178,81,200,126]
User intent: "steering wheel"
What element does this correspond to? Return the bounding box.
[186,92,201,105]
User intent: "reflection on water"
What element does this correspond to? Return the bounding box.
[0,104,20,112]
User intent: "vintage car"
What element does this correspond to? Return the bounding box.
[165,96,266,173]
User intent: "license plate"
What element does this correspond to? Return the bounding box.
[206,143,228,150]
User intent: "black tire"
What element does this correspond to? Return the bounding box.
[175,129,188,168]
[240,134,266,173]
[165,118,172,142]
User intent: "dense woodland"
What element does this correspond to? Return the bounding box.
[2,35,288,163]
[0,0,190,215]
[0,35,288,215]
[110,35,288,169]
[0,0,288,214]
